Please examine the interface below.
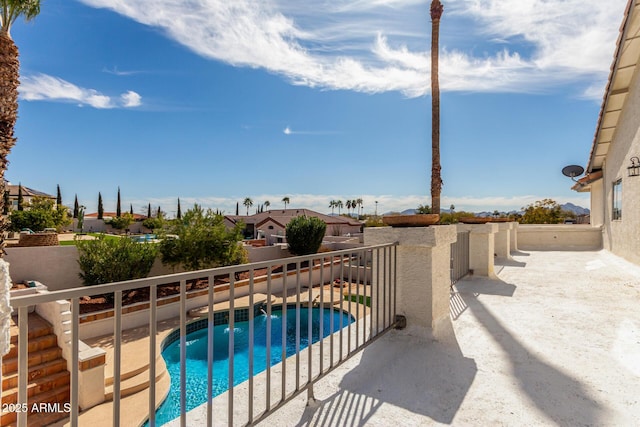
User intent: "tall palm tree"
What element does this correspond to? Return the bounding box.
[282,196,290,209]
[356,197,363,217]
[346,200,353,216]
[329,200,336,214]
[264,200,270,210]
[243,197,253,215]
[336,200,343,215]
[430,0,443,215]
[0,1,41,253]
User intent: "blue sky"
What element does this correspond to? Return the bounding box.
[7,0,628,216]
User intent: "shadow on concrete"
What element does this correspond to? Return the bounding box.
[459,287,606,425]
[454,277,516,297]
[297,320,477,426]
[511,250,530,257]
[495,257,527,268]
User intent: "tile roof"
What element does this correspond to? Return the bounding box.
[226,208,361,227]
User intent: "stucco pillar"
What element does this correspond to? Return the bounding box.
[510,221,519,252]
[457,223,499,278]
[364,225,456,338]
[494,222,513,259]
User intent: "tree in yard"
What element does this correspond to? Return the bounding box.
[129,203,133,216]
[235,202,239,215]
[147,203,151,218]
[282,196,290,209]
[109,212,133,231]
[0,1,41,254]
[430,0,444,215]
[336,200,343,215]
[264,200,270,210]
[177,198,182,220]
[329,200,336,214]
[77,205,85,232]
[286,216,326,256]
[116,186,122,217]
[9,196,71,232]
[73,194,79,219]
[97,192,104,219]
[450,204,455,213]
[156,206,161,218]
[346,200,352,216]
[416,204,432,214]
[56,184,62,207]
[159,204,247,271]
[520,199,567,224]
[243,197,253,215]
[356,197,363,217]
[17,183,22,211]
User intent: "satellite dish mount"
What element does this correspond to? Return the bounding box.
[562,165,585,182]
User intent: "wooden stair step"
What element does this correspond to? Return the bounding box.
[2,347,62,376]
[0,385,70,427]
[2,358,68,390]
[6,333,59,359]
[1,370,70,405]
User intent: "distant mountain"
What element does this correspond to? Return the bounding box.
[561,203,590,215]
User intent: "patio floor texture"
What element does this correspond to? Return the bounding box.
[261,250,640,426]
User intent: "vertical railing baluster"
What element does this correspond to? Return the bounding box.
[207,275,214,427]
[281,264,288,402]
[355,250,360,349]
[307,259,313,383]
[228,274,235,426]
[149,284,157,427]
[319,254,324,374]
[330,254,335,368]
[71,299,79,427]
[17,306,28,427]
[383,247,387,329]
[180,280,187,427]
[376,248,380,337]
[347,252,352,353]
[114,290,122,426]
[339,254,344,361]
[248,269,254,424]
[266,266,272,412]
[393,245,398,321]
[295,261,301,391]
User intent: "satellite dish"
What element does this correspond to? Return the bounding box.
[562,165,584,181]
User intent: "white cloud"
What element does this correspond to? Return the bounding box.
[283,126,292,135]
[78,0,626,97]
[121,90,142,107]
[19,74,142,109]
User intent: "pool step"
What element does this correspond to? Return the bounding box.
[104,357,167,401]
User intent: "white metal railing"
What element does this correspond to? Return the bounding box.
[8,243,398,427]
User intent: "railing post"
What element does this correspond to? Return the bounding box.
[457,223,499,278]
[494,222,514,260]
[510,221,519,252]
[365,226,456,338]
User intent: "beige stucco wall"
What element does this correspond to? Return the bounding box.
[598,64,640,265]
[590,179,605,227]
[6,246,82,290]
[518,225,603,251]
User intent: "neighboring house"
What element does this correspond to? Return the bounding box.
[226,208,362,245]
[572,0,640,265]
[5,182,56,211]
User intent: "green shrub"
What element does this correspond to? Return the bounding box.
[77,236,158,287]
[143,216,164,230]
[286,215,326,255]
[158,204,248,271]
[9,196,71,232]
[108,213,134,230]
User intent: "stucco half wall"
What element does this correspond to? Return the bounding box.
[517,224,602,251]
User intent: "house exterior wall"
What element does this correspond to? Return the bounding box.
[590,179,605,227]
[600,65,640,265]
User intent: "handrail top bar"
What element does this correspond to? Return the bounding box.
[10,243,397,308]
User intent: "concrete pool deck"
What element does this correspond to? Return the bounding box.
[258,250,640,426]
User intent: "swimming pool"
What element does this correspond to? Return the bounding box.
[149,307,353,426]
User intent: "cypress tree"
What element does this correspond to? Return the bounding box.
[17,183,23,211]
[56,184,62,206]
[156,206,161,218]
[130,203,133,215]
[177,198,182,220]
[73,195,79,219]
[98,192,104,219]
[236,202,239,215]
[147,203,151,218]
[116,187,122,217]
[2,190,9,215]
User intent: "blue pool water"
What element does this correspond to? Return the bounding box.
[131,234,157,243]
[149,307,353,426]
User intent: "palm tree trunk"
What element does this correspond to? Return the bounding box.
[0,34,19,255]
[430,1,443,215]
